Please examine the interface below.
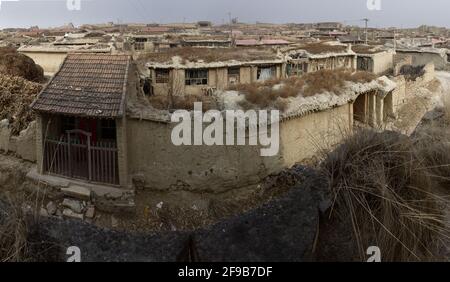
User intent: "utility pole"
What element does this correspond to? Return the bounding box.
[393,29,397,52]
[362,18,369,45]
[228,12,234,46]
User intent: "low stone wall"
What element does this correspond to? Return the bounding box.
[0,119,36,162]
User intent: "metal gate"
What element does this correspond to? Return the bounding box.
[44,130,119,185]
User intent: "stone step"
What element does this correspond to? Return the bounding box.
[61,185,91,201]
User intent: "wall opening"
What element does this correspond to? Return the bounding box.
[353,93,367,123]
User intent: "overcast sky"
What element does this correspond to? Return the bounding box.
[0,0,449,29]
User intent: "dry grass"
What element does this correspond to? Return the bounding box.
[320,129,449,261]
[0,195,30,262]
[148,94,217,112]
[351,45,380,54]
[231,70,377,111]
[0,75,43,135]
[289,42,348,55]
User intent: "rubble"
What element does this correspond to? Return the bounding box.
[85,206,96,219]
[62,208,84,220]
[0,75,42,135]
[46,201,57,216]
[62,198,85,214]
[0,47,44,82]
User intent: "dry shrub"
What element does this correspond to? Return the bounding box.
[348,71,378,83]
[400,65,425,81]
[443,95,450,126]
[0,195,29,262]
[320,129,449,261]
[233,69,377,110]
[0,75,43,135]
[413,124,450,187]
[148,94,216,112]
[294,42,348,54]
[0,47,44,82]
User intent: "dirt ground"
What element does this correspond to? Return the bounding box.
[93,165,309,233]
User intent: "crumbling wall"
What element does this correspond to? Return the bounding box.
[0,120,36,162]
[371,51,394,75]
[393,55,412,76]
[418,63,435,83]
[126,104,352,192]
[396,51,448,71]
[391,76,407,114]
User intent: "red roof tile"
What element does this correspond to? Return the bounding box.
[31,54,130,118]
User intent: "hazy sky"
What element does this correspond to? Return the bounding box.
[0,0,449,29]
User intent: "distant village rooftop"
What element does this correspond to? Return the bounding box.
[283,41,355,58]
[144,47,282,68]
[351,44,387,55]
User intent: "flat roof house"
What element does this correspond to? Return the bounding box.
[144,47,285,96]
[283,42,357,76]
[31,54,132,187]
[352,45,395,75]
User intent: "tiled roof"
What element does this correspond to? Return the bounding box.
[31,54,130,118]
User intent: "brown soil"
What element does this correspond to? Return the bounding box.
[0,47,44,82]
[0,75,43,135]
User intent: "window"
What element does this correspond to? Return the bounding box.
[134,37,147,51]
[155,69,169,83]
[257,66,276,81]
[100,119,116,140]
[185,69,208,85]
[228,67,240,84]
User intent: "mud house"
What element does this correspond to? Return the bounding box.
[24,52,427,196]
[31,54,133,188]
[124,72,398,192]
[352,45,395,75]
[283,42,357,77]
[144,47,285,96]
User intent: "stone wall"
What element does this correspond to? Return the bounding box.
[0,119,36,162]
